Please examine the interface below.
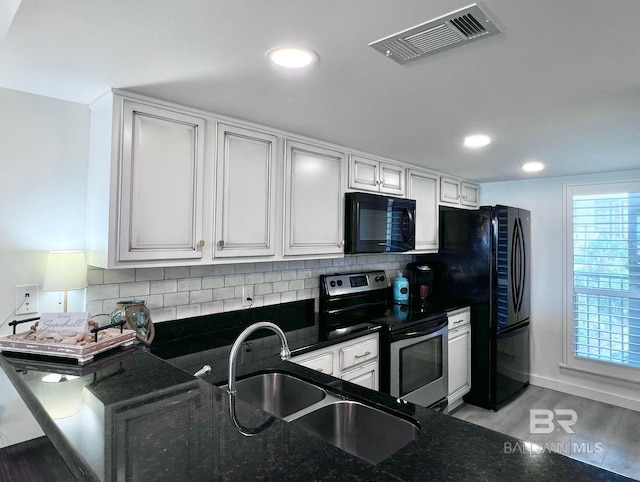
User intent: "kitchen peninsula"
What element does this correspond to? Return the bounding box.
[0,301,630,481]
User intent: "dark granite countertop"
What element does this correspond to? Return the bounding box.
[0,300,632,481]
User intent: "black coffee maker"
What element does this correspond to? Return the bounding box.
[406,262,434,307]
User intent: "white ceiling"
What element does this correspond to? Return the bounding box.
[2,0,639,182]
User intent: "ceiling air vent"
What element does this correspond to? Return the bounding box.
[369,4,501,65]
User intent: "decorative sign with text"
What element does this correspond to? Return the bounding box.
[38,312,90,337]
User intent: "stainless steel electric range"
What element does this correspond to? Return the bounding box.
[319,270,448,411]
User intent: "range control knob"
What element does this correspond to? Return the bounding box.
[330,281,336,287]
[375,275,385,282]
[337,280,343,286]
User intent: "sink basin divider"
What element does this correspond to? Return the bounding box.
[281,392,344,422]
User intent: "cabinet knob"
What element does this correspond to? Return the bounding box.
[316,368,324,372]
[197,240,205,248]
[217,240,224,248]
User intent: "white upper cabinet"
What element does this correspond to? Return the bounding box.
[406,169,439,252]
[349,154,405,196]
[440,175,461,204]
[460,181,480,207]
[284,140,344,256]
[214,124,277,258]
[118,100,206,262]
[86,90,482,268]
[439,176,479,208]
[88,93,206,268]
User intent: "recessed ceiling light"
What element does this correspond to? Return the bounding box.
[463,134,492,148]
[267,47,318,68]
[522,161,545,173]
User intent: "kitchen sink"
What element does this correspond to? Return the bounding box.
[230,372,419,464]
[233,372,327,418]
[290,400,419,465]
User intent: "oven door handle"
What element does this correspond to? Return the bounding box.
[392,321,447,341]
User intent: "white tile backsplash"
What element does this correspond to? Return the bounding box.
[119,282,150,298]
[177,278,202,291]
[150,280,177,294]
[135,268,164,281]
[86,254,412,324]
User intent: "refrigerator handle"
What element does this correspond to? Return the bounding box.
[498,320,529,337]
[511,217,526,314]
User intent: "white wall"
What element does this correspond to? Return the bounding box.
[0,88,89,336]
[481,171,640,411]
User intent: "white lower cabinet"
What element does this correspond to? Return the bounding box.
[290,333,379,390]
[447,307,471,411]
[341,361,378,390]
[292,351,334,376]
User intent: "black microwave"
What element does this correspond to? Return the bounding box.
[344,192,416,254]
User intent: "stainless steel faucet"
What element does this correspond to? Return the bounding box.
[227,321,291,395]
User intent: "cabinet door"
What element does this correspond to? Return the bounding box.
[214,124,277,257]
[105,381,207,482]
[349,155,379,192]
[448,325,471,404]
[439,176,461,205]
[379,163,405,196]
[407,169,438,252]
[461,181,479,207]
[119,101,205,261]
[284,140,344,256]
[341,361,378,390]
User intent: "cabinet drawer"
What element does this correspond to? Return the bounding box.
[292,352,334,375]
[447,308,470,331]
[339,338,378,371]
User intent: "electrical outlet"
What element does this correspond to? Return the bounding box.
[15,285,39,315]
[241,286,254,308]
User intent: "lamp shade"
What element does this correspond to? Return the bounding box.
[40,374,84,419]
[42,251,88,291]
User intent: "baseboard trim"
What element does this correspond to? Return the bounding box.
[529,374,640,412]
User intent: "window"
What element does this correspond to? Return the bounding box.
[564,180,640,383]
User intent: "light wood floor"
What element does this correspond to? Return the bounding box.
[451,385,640,480]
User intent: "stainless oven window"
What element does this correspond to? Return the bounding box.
[399,336,443,397]
[390,324,448,408]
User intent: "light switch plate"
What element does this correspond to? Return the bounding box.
[15,285,39,315]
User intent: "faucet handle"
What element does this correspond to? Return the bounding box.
[194,365,212,377]
[280,346,291,360]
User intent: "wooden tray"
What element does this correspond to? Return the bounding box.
[0,329,136,364]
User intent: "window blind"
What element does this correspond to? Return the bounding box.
[572,192,640,368]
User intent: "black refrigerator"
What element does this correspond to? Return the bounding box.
[420,205,530,411]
